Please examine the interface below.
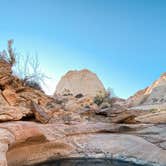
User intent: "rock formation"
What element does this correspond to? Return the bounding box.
[55,69,106,97]
[126,72,166,108]
[0,121,165,166]
[0,57,165,166]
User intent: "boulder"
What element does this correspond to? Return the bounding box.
[31,102,51,124]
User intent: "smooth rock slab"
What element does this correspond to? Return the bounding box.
[69,134,166,166]
[0,122,165,166]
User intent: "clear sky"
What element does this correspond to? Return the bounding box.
[0,0,166,98]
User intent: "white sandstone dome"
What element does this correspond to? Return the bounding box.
[55,69,105,97]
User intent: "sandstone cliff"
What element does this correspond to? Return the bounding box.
[126,72,166,108]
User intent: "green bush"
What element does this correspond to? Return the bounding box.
[94,90,111,106]
[94,94,104,105]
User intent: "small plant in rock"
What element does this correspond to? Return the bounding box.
[25,80,42,91]
[62,89,73,96]
[94,92,101,105]
[94,93,105,106]
[93,90,111,106]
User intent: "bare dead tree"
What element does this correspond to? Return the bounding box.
[0,50,7,61]
[13,53,48,88]
[8,40,16,65]
[0,39,16,65]
[0,40,48,90]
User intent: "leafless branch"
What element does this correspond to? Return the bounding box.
[0,40,16,66]
[8,40,16,65]
[13,53,48,87]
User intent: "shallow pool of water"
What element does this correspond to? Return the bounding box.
[34,158,147,166]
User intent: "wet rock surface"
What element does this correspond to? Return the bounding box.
[34,158,151,166]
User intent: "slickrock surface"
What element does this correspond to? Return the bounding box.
[0,121,164,166]
[55,69,105,97]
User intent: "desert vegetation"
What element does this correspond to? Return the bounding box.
[0,40,46,90]
[93,88,113,106]
[0,40,16,65]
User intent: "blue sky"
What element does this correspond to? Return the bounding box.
[0,0,166,98]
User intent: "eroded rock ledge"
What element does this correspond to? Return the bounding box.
[0,121,165,166]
